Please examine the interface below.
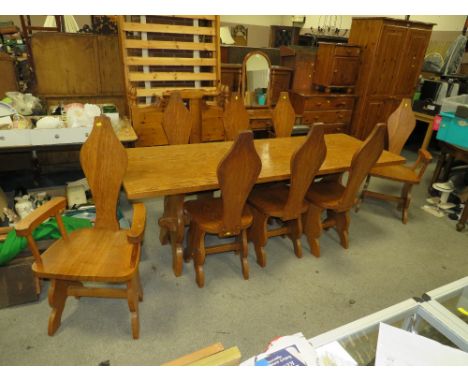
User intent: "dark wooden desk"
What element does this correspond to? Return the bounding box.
[123,134,405,276]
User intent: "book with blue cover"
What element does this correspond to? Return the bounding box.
[255,345,306,366]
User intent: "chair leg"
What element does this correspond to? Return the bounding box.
[335,211,350,249]
[400,183,412,224]
[136,268,143,302]
[192,224,206,288]
[184,220,196,263]
[248,206,269,268]
[355,175,371,212]
[303,204,323,257]
[287,218,303,259]
[48,279,71,336]
[127,276,140,339]
[239,230,249,280]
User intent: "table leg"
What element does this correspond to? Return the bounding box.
[421,120,434,151]
[158,194,186,277]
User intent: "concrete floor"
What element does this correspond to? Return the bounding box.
[0,152,467,366]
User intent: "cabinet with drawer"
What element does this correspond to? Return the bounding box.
[313,43,361,92]
[290,90,356,134]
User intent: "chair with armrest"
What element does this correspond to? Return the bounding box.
[271,92,296,138]
[15,116,146,339]
[303,123,386,257]
[247,123,327,267]
[355,98,433,223]
[183,131,262,287]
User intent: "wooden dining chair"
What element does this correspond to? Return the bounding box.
[303,123,386,257]
[183,131,262,287]
[272,92,296,138]
[15,116,146,339]
[223,93,250,141]
[247,123,327,267]
[355,99,433,223]
[162,91,193,144]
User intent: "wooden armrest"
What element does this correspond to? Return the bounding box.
[127,203,146,244]
[418,148,432,162]
[15,197,67,237]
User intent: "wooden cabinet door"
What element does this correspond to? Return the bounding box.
[367,25,408,97]
[292,57,315,91]
[331,57,360,86]
[393,28,432,98]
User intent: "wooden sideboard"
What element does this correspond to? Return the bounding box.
[290,90,356,134]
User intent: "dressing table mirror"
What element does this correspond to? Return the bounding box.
[241,51,271,108]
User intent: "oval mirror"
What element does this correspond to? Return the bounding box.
[241,51,271,107]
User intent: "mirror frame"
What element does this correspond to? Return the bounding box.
[241,50,272,108]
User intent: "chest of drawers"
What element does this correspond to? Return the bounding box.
[290,91,356,134]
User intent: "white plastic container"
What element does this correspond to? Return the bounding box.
[440,94,468,114]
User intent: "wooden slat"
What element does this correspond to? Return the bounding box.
[128,72,216,82]
[122,22,216,36]
[125,56,216,67]
[189,346,242,366]
[162,343,225,366]
[135,87,218,97]
[169,15,216,20]
[124,39,216,51]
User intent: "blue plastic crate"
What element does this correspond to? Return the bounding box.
[436,112,468,149]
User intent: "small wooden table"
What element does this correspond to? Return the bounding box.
[413,111,436,151]
[123,134,405,276]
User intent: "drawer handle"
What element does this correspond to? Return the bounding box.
[338,114,344,119]
[316,102,322,106]
[333,69,338,73]
[54,134,60,139]
[336,102,346,107]
[314,117,320,121]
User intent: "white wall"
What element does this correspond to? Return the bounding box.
[220,15,284,26]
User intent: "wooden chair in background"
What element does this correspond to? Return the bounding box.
[183,131,262,287]
[223,93,250,141]
[271,92,296,138]
[15,116,146,339]
[162,92,193,145]
[248,123,327,267]
[303,123,386,257]
[355,99,433,223]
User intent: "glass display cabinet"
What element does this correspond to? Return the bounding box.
[309,277,468,366]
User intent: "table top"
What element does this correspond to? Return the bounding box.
[124,134,405,200]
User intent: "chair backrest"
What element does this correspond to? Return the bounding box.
[339,123,386,210]
[162,92,192,144]
[283,123,327,220]
[223,93,250,141]
[80,116,128,230]
[217,131,262,236]
[387,98,416,154]
[272,92,296,138]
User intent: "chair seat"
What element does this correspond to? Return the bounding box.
[248,184,308,218]
[306,181,346,209]
[370,164,420,184]
[184,197,253,234]
[32,228,136,282]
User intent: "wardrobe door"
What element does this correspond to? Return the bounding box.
[393,28,432,98]
[367,25,407,97]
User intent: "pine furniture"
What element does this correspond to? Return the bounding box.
[123,134,405,277]
[15,116,146,339]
